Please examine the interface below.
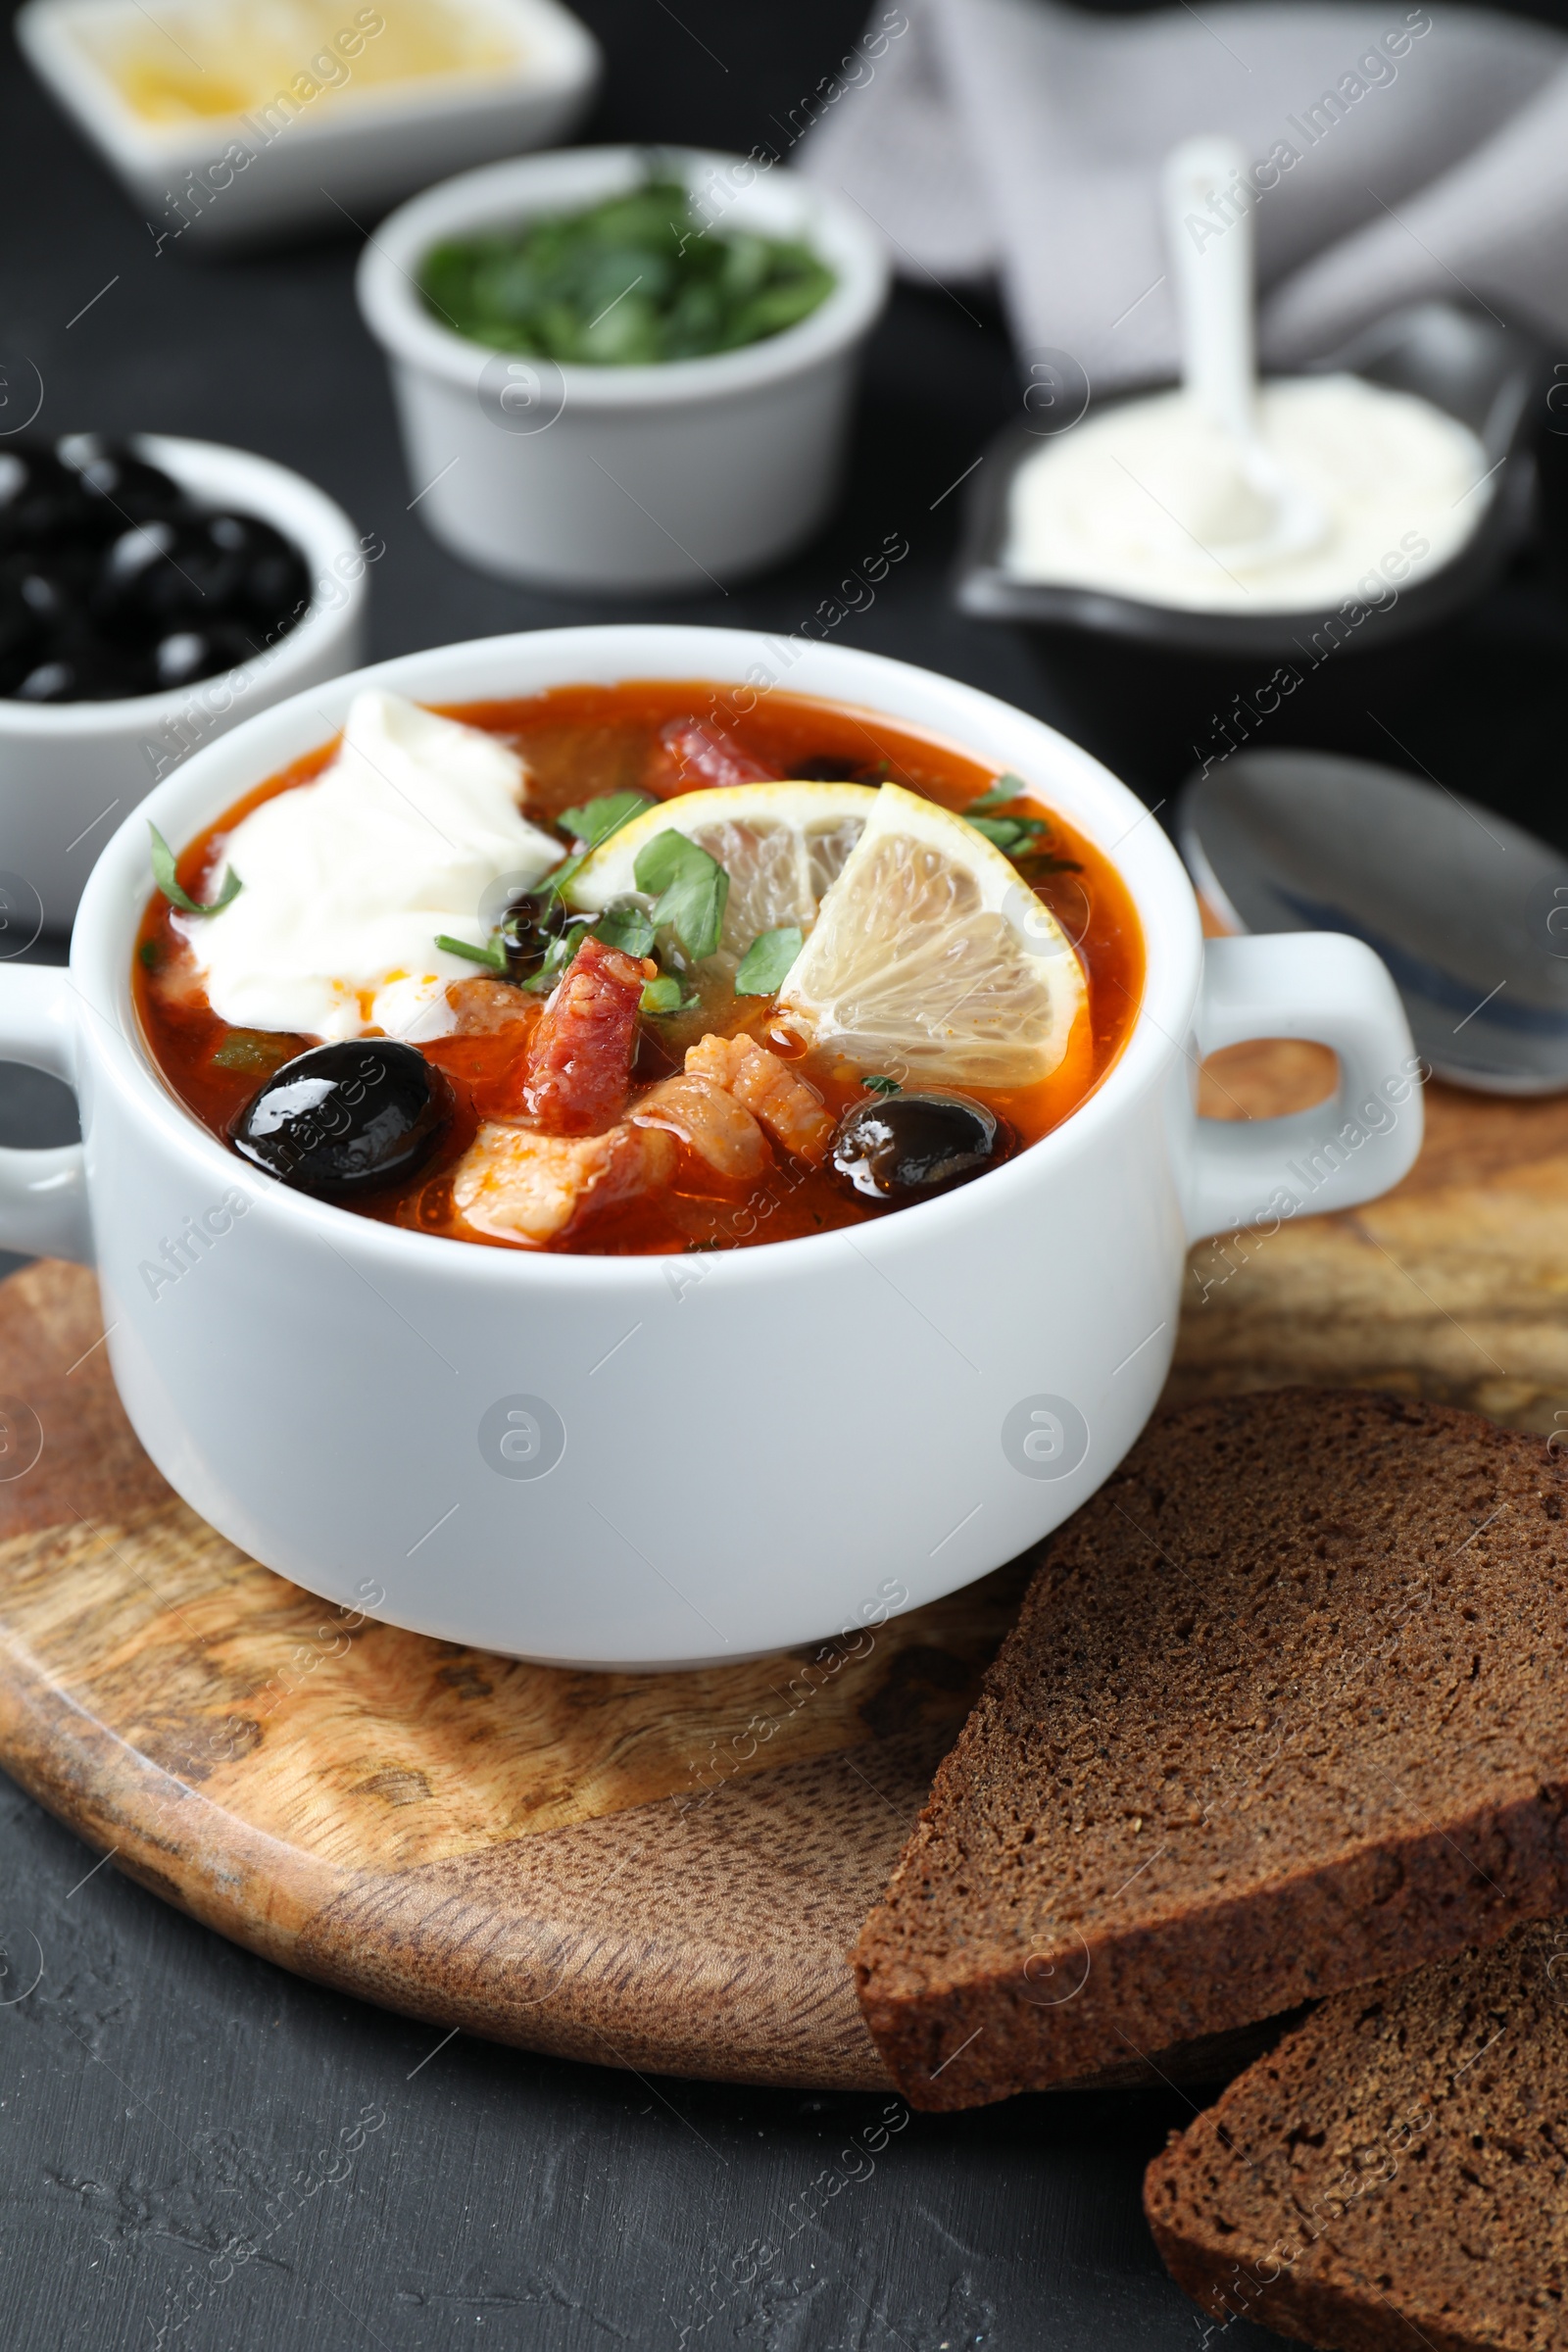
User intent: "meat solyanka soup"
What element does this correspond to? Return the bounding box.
[134,681,1144,1254]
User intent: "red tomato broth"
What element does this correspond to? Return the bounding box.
[132,682,1145,1254]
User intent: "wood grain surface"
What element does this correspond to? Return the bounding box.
[0,1059,1561,2091]
[1180,1046,1568,1437]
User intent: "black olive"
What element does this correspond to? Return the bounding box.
[230,1041,454,1197]
[498,889,565,980]
[830,1090,1005,1201]
[91,517,225,640]
[93,510,305,646]
[56,436,189,532]
[200,511,311,628]
[0,440,310,702]
[0,576,45,684]
[152,621,259,688]
[9,632,151,702]
[0,445,103,548]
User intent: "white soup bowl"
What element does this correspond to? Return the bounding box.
[0,626,1421,1666]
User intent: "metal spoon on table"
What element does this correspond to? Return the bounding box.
[1178,749,1568,1093]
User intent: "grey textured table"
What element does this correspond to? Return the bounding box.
[4,2,1568,2346]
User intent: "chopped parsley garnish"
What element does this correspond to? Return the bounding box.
[589,903,657,958]
[137,939,160,970]
[557,791,655,848]
[966,772,1030,815]
[525,918,594,991]
[419,180,836,367]
[632,829,729,963]
[538,796,652,906]
[640,974,696,1014]
[213,1031,292,1074]
[968,812,1047,856]
[435,932,508,972]
[962,776,1082,869]
[964,775,1045,857]
[734,924,803,997]
[148,822,241,916]
[862,1073,903,1097]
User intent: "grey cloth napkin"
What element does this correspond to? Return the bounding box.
[800,0,1568,384]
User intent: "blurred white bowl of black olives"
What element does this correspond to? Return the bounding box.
[0,432,368,932]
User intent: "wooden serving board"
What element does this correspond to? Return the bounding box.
[3,1051,1567,2091]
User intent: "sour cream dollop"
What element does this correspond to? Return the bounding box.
[188,689,563,1042]
[1004,374,1491,613]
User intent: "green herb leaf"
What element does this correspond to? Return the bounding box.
[631,829,700,895]
[966,772,1030,815]
[632,830,729,963]
[213,1030,292,1074]
[968,814,1047,856]
[540,848,591,903]
[148,822,241,916]
[524,920,593,991]
[862,1073,903,1098]
[137,939,160,970]
[557,791,655,848]
[418,180,836,368]
[734,924,804,997]
[435,932,508,973]
[590,903,657,958]
[639,973,694,1014]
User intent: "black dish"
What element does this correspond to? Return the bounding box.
[954,302,1544,660]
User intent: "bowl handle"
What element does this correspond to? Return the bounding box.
[0,965,91,1265]
[1183,932,1423,1247]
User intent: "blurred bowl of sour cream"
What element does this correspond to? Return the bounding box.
[956,303,1543,660]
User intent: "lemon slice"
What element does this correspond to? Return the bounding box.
[563,781,878,960]
[774,783,1088,1088]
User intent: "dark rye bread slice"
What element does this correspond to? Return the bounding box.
[853,1390,1568,2111]
[1144,1916,1568,2352]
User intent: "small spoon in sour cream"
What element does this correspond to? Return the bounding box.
[1160,133,1327,570]
[1004,143,1494,612]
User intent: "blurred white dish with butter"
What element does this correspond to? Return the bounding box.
[1004,371,1491,613]
[16,0,599,246]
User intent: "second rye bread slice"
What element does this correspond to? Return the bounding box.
[1143,1915,1568,2352]
[853,1390,1568,2111]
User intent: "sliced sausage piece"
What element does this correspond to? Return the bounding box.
[629,1072,769,1186]
[684,1033,835,1165]
[521,935,650,1134]
[645,717,780,797]
[453,1121,675,1248]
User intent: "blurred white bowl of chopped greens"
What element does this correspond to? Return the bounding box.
[357,145,891,593]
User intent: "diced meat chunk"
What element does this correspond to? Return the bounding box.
[453,1120,675,1248]
[521,934,650,1133]
[446,977,539,1035]
[645,717,780,797]
[685,1033,835,1165]
[629,1072,769,1186]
